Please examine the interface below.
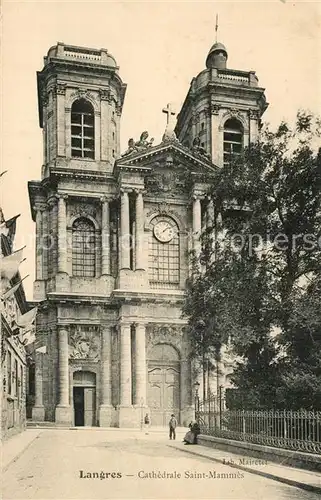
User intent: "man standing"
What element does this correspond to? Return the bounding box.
[169,414,178,440]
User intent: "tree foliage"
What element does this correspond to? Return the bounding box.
[183,111,321,409]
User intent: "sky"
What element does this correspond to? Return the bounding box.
[1,0,320,299]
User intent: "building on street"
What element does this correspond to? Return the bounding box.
[1,209,30,439]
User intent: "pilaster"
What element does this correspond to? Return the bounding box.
[101,197,111,275]
[56,83,66,157]
[32,353,45,421]
[134,323,146,406]
[119,323,132,407]
[33,205,46,300]
[192,196,202,261]
[56,194,70,292]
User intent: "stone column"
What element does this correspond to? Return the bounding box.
[42,206,49,280]
[32,353,45,421]
[101,197,111,275]
[35,208,44,281]
[207,199,215,229]
[55,326,71,424]
[99,325,113,426]
[134,323,146,405]
[120,190,130,270]
[119,323,132,406]
[57,195,68,274]
[192,197,202,260]
[135,191,145,270]
[101,326,112,405]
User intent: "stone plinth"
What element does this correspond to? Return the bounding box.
[32,405,45,422]
[99,405,115,427]
[116,269,149,291]
[55,272,70,292]
[33,280,46,301]
[180,406,195,427]
[117,406,142,428]
[55,405,72,425]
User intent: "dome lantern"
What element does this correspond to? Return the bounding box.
[206,42,228,70]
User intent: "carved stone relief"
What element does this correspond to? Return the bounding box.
[145,167,187,197]
[68,202,100,226]
[68,326,100,361]
[146,324,185,354]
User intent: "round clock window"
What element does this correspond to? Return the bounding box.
[153,221,175,243]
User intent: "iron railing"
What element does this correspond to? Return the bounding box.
[195,396,321,454]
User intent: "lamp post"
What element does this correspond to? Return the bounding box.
[140,397,144,432]
[219,385,223,430]
[194,381,200,419]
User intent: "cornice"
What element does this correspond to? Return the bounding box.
[49,166,113,182]
[46,292,118,306]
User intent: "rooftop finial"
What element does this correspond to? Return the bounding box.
[162,103,178,143]
[215,14,219,43]
[162,103,175,126]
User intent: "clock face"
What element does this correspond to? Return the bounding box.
[153,221,175,243]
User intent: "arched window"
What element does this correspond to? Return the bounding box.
[223,118,243,166]
[72,218,96,277]
[149,216,180,289]
[71,99,95,159]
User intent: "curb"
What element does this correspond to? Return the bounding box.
[2,431,42,473]
[168,444,321,495]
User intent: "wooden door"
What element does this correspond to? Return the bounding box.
[148,365,180,426]
[84,387,96,426]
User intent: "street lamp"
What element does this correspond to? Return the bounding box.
[140,397,144,432]
[194,381,200,418]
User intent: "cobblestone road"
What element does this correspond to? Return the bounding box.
[2,429,319,499]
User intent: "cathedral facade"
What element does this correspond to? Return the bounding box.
[28,41,267,427]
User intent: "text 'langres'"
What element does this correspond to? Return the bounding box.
[79,471,122,479]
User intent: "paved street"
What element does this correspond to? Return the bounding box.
[2,429,320,500]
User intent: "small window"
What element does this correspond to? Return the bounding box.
[71,99,95,159]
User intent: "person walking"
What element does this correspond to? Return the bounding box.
[169,414,178,440]
[144,413,150,434]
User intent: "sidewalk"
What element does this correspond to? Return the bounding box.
[1,429,42,473]
[168,440,321,494]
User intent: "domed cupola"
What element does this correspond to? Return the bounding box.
[206,42,228,70]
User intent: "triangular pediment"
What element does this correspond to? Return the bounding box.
[114,139,218,177]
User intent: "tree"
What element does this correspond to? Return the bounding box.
[183,111,321,409]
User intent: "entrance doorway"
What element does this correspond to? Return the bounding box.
[148,344,180,426]
[73,371,96,426]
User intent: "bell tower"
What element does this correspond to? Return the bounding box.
[37,42,127,176]
[175,40,268,166]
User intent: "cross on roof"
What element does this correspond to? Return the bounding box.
[162,103,175,125]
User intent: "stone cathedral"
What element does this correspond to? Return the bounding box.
[28,41,267,427]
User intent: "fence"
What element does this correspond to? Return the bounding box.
[195,396,321,454]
